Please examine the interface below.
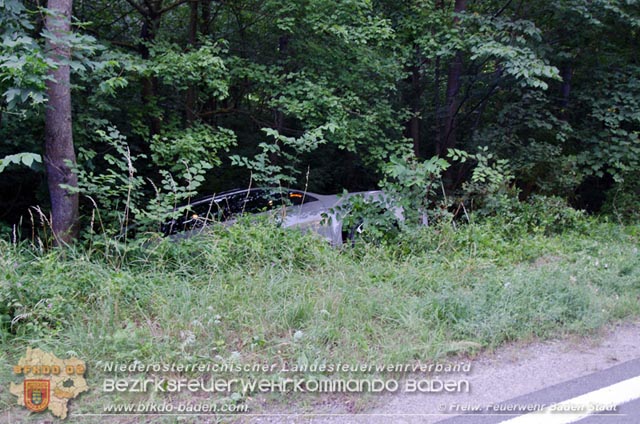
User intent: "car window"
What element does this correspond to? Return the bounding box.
[239,190,274,214]
[220,190,319,216]
[215,192,251,217]
[161,189,320,235]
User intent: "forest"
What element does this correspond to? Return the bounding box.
[1,0,639,243]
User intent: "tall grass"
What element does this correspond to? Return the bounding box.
[1,219,639,419]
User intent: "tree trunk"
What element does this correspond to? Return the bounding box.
[200,0,212,35]
[433,0,444,155]
[275,35,290,133]
[270,35,290,166]
[140,8,163,136]
[185,0,199,123]
[439,0,467,155]
[433,55,442,154]
[44,0,79,244]
[559,63,572,120]
[409,45,422,157]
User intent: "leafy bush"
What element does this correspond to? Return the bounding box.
[448,147,515,213]
[324,148,588,246]
[479,193,588,236]
[601,171,640,223]
[381,154,451,227]
[322,191,402,246]
[230,123,336,186]
[67,125,232,240]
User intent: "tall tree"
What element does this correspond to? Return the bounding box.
[44,0,79,244]
[185,0,199,123]
[439,0,466,155]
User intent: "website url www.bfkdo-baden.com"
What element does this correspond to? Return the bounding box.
[102,401,249,415]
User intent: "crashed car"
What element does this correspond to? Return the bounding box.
[160,187,401,245]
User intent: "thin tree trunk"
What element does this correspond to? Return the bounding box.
[439,0,467,155]
[188,0,198,44]
[44,0,79,244]
[434,55,441,154]
[409,45,422,157]
[270,35,290,166]
[200,0,211,35]
[559,63,572,120]
[433,0,444,153]
[275,35,290,130]
[185,0,199,123]
[140,8,162,136]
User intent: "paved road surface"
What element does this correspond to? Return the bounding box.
[250,321,640,423]
[438,358,640,423]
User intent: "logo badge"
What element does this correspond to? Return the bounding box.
[24,380,50,412]
[11,348,88,419]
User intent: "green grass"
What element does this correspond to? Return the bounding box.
[1,219,639,421]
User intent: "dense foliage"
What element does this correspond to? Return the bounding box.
[1,0,639,237]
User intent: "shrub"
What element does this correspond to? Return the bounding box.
[478,193,588,236]
[601,172,640,223]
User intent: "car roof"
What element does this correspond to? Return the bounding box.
[185,187,325,207]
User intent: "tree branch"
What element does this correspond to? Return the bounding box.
[104,9,136,28]
[444,57,495,143]
[158,0,190,15]
[460,70,503,128]
[124,0,149,17]
[109,39,140,50]
[493,0,514,18]
[199,108,305,136]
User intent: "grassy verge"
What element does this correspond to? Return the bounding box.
[1,219,639,421]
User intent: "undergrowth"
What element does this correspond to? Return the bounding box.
[1,217,639,419]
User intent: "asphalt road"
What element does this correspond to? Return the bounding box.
[438,358,640,424]
[265,321,640,424]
